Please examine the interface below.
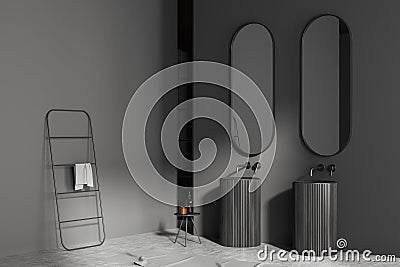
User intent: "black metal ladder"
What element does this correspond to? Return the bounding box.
[45,109,106,251]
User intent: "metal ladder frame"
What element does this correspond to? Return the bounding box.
[45,109,106,251]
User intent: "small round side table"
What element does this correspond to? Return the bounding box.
[173,212,201,247]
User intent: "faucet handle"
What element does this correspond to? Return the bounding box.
[251,162,261,172]
[327,164,336,176]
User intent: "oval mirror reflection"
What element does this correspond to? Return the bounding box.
[301,15,351,156]
[231,23,274,156]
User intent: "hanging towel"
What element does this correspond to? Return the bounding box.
[74,163,86,190]
[85,163,94,188]
[74,163,94,190]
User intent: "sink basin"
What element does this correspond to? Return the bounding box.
[220,177,261,247]
[293,179,337,255]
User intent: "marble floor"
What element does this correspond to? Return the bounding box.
[0,229,398,266]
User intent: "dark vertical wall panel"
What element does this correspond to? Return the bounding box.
[177,0,194,232]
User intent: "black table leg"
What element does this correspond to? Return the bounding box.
[185,217,188,247]
[174,218,184,244]
[190,216,201,244]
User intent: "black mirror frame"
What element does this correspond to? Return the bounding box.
[300,14,353,157]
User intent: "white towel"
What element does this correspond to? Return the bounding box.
[74,163,86,190]
[85,163,94,188]
[74,163,94,190]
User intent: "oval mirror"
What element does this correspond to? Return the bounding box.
[231,23,274,156]
[301,15,351,156]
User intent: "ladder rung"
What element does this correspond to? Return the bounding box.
[53,163,96,167]
[57,189,99,195]
[49,136,93,139]
[60,216,102,224]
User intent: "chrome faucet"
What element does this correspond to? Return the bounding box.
[309,163,325,176]
[236,162,251,173]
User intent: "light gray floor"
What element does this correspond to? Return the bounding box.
[0,229,398,266]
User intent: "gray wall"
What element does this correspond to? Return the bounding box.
[193,0,400,255]
[0,0,177,257]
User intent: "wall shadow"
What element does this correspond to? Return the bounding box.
[201,188,221,244]
[266,188,294,250]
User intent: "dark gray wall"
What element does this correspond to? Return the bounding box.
[193,0,400,255]
[0,0,177,257]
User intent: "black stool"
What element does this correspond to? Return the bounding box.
[173,212,201,247]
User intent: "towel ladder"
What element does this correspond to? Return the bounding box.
[45,109,106,251]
